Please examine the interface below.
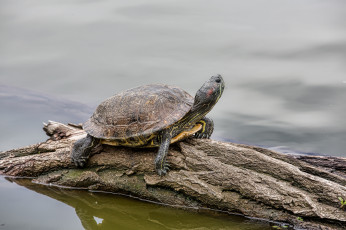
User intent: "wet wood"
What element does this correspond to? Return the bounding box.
[0,121,345,230]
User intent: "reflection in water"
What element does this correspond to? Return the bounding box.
[8,178,275,230]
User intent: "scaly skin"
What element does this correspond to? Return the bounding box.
[71,134,99,167]
[195,117,214,139]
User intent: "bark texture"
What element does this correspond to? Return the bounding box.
[0,121,345,230]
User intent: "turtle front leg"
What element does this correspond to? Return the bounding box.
[155,128,172,176]
[195,117,214,139]
[71,134,101,167]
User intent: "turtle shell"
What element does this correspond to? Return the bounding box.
[84,84,194,140]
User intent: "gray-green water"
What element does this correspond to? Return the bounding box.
[0,177,280,230]
[1,0,345,229]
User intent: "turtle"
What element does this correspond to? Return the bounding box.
[71,74,225,175]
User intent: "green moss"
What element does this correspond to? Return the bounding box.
[338,197,346,209]
[63,169,85,179]
[297,217,303,222]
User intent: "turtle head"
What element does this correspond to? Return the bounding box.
[194,74,225,108]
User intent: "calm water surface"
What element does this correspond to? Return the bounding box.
[0,176,277,230]
[1,0,345,229]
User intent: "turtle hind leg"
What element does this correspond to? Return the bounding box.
[71,134,101,167]
[155,128,172,176]
[195,117,214,139]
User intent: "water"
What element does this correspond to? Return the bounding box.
[0,176,277,230]
[0,0,345,229]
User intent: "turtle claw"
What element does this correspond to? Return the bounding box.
[195,132,210,139]
[164,165,170,172]
[71,150,88,167]
[72,157,87,168]
[204,133,211,139]
[157,168,167,176]
[195,133,202,139]
[156,162,171,176]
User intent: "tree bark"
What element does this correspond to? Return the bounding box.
[0,121,345,230]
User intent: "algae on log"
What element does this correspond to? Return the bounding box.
[0,121,345,230]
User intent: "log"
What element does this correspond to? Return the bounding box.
[0,121,345,230]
